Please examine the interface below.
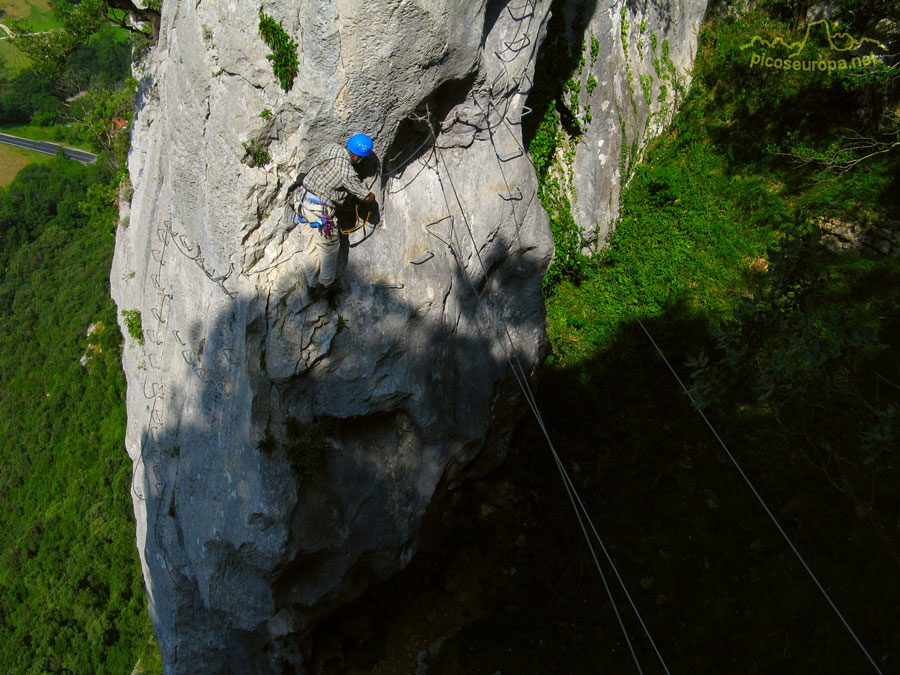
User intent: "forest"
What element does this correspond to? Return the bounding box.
[0,1,160,672]
[0,0,898,672]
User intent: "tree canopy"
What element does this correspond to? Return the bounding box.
[11,0,160,78]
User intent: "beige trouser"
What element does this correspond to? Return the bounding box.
[300,200,340,288]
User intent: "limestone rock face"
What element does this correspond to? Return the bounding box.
[111,0,705,672]
[114,1,552,672]
[563,0,708,247]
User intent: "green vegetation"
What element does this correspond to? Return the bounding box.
[522,0,594,290]
[9,0,159,78]
[528,103,585,292]
[284,416,331,478]
[121,309,143,345]
[0,158,161,673]
[0,39,33,76]
[1,15,134,177]
[523,0,695,283]
[259,417,332,478]
[0,0,61,75]
[242,137,271,168]
[0,141,50,186]
[0,11,163,670]
[508,2,900,670]
[258,12,298,92]
[0,158,106,272]
[0,0,63,32]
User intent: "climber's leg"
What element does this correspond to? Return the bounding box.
[317,229,341,288]
[300,201,326,289]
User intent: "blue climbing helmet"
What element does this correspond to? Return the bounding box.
[346,133,373,157]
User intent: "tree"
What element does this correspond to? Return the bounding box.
[70,79,136,161]
[688,222,900,568]
[787,110,900,176]
[11,0,160,78]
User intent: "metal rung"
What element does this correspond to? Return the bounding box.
[494,48,522,63]
[498,186,523,201]
[507,0,535,20]
[489,68,507,94]
[206,262,234,283]
[514,72,534,94]
[143,382,162,399]
[173,234,201,259]
[410,251,434,265]
[173,329,186,346]
[507,104,533,126]
[504,33,531,52]
[179,234,199,252]
[151,249,166,264]
[424,215,455,249]
[157,221,171,243]
[218,280,237,299]
[181,350,196,366]
[495,146,524,162]
[145,329,164,345]
[494,34,532,62]
[220,377,234,397]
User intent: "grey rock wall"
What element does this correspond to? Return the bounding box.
[564,0,707,248]
[111,0,706,672]
[114,1,553,672]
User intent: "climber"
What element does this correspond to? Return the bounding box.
[296,133,377,299]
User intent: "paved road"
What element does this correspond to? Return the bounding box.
[0,132,97,163]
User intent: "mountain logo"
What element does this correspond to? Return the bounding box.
[740,19,887,73]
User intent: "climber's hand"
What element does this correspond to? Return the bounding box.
[364,193,375,204]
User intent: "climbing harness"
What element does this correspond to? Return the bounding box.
[292,186,373,236]
[293,186,337,235]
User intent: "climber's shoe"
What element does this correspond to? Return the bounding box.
[324,283,342,303]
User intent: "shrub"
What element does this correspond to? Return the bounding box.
[259,417,332,479]
[242,138,271,168]
[258,13,298,91]
[284,416,331,478]
[121,309,143,345]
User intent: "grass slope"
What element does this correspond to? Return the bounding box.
[0,141,47,185]
[0,0,58,29]
[0,0,62,76]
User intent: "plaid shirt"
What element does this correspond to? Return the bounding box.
[302,143,370,207]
